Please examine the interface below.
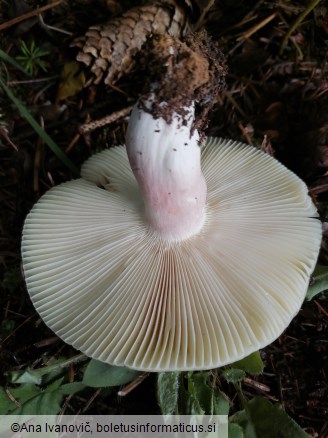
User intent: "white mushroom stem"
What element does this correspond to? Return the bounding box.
[126,101,207,240]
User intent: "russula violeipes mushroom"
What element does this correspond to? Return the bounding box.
[21,35,321,371]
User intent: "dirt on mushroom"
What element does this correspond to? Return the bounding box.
[0,0,327,434]
[136,31,227,132]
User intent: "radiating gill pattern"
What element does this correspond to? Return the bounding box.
[22,139,321,370]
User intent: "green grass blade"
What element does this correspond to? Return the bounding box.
[0,79,80,177]
[0,48,30,76]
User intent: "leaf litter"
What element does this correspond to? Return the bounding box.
[0,0,327,435]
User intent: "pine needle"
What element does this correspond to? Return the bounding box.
[0,79,80,177]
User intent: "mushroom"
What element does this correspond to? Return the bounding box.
[21,36,321,371]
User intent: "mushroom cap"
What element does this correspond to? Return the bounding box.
[21,138,321,371]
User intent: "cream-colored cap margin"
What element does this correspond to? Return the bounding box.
[21,138,322,371]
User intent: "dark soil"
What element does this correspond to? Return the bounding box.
[0,1,327,436]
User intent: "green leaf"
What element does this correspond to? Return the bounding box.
[8,355,87,386]
[57,61,85,100]
[178,372,230,416]
[59,382,86,395]
[0,379,85,416]
[231,396,310,438]
[231,351,264,375]
[182,373,204,415]
[13,389,62,415]
[157,372,180,415]
[177,374,192,414]
[47,378,64,391]
[0,387,22,414]
[10,368,42,385]
[1,381,62,415]
[228,422,244,438]
[183,371,232,416]
[306,265,328,300]
[0,79,79,177]
[191,372,214,414]
[82,359,140,388]
[12,379,65,415]
[184,371,219,415]
[222,368,246,383]
[5,384,40,412]
[244,422,257,438]
[213,388,229,415]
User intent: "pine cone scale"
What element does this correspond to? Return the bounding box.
[73,2,190,85]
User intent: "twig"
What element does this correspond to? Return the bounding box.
[42,353,87,371]
[243,377,270,393]
[261,135,275,156]
[47,171,56,187]
[33,116,44,194]
[4,300,10,319]
[309,183,328,196]
[8,76,58,86]
[1,313,36,344]
[117,372,150,397]
[290,36,304,60]
[277,376,284,408]
[313,300,328,318]
[238,122,252,144]
[60,394,74,416]
[0,126,18,151]
[195,0,216,31]
[79,106,133,135]
[65,133,81,153]
[38,14,73,36]
[82,389,102,412]
[34,336,60,348]
[280,0,322,55]
[0,0,64,32]
[237,13,277,41]
[223,91,248,119]
[5,388,21,408]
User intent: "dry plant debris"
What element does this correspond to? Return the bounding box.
[135,31,226,130]
[73,1,191,85]
[0,0,327,435]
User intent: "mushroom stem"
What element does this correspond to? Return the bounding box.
[126,100,207,241]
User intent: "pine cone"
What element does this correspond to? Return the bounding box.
[74,1,190,85]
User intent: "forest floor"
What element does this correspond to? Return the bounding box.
[0,0,327,436]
